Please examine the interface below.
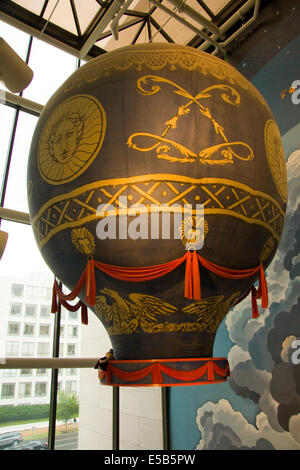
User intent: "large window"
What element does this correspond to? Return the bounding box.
[11,284,24,297]
[0,18,81,451]
[9,303,22,316]
[18,382,32,398]
[25,304,37,317]
[1,383,15,399]
[7,322,20,335]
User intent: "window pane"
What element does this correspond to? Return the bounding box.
[1,383,15,399]
[3,111,38,212]
[26,285,39,299]
[23,37,77,105]
[0,104,16,186]
[25,304,37,317]
[22,342,35,356]
[9,303,22,315]
[23,324,35,336]
[40,305,51,318]
[11,284,24,297]
[0,20,29,62]
[7,322,20,335]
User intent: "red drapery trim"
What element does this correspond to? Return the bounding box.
[51,278,88,325]
[105,359,230,385]
[51,251,268,324]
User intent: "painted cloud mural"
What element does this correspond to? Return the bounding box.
[195,150,300,450]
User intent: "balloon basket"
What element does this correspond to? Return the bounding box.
[97,357,230,387]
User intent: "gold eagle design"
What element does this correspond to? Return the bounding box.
[182,292,240,333]
[94,289,240,335]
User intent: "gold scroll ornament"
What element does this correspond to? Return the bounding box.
[127,75,254,165]
[38,94,106,185]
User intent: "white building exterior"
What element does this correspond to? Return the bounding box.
[0,272,81,406]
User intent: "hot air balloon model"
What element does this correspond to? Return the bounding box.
[27,44,286,387]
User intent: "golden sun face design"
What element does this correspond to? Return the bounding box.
[38,94,106,185]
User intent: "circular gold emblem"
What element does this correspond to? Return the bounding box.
[38,94,106,184]
[264,119,287,202]
[71,227,95,256]
[180,216,209,250]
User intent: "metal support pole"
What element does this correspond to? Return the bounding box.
[112,386,120,450]
[48,286,62,450]
[161,387,170,450]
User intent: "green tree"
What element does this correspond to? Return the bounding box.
[56,391,79,432]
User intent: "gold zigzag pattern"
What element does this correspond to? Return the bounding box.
[31,175,284,249]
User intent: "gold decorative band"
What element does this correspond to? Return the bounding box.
[46,45,270,112]
[31,174,284,248]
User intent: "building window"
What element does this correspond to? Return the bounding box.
[40,305,51,318]
[18,383,32,398]
[25,304,37,317]
[20,369,32,376]
[23,324,35,336]
[21,342,35,356]
[65,381,77,394]
[11,283,24,297]
[3,370,17,377]
[67,344,76,356]
[37,343,50,356]
[41,287,52,300]
[1,383,15,399]
[68,311,78,321]
[36,369,47,376]
[60,325,64,337]
[39,325,50,336]
[5,342,19,356]
[26,285,39,299]
[66,368,77,376]
[35,382,47,397]
[68,326,78,338]
[7,322,20,335]
[9,303,22,316]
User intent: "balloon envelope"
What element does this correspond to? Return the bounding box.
[27,43,286,365]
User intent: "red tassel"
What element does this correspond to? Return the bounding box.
[259,264,268,309]
[51,278,58,313]
[191,251,201,301]
[251,286,259,318]
[81,303,88,325]
[86,258,96,306]
[207,360,215,381]
[184,251,193,299]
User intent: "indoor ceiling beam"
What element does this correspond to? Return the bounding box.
[166,0,221,38]
[149,0,224,54]
[199,0,260,53]
[79,0,127,59]
[110,0,137,40]
[149,16,174,43]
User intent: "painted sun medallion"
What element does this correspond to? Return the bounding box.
[38,94,106,185]
[264,119,287,202]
